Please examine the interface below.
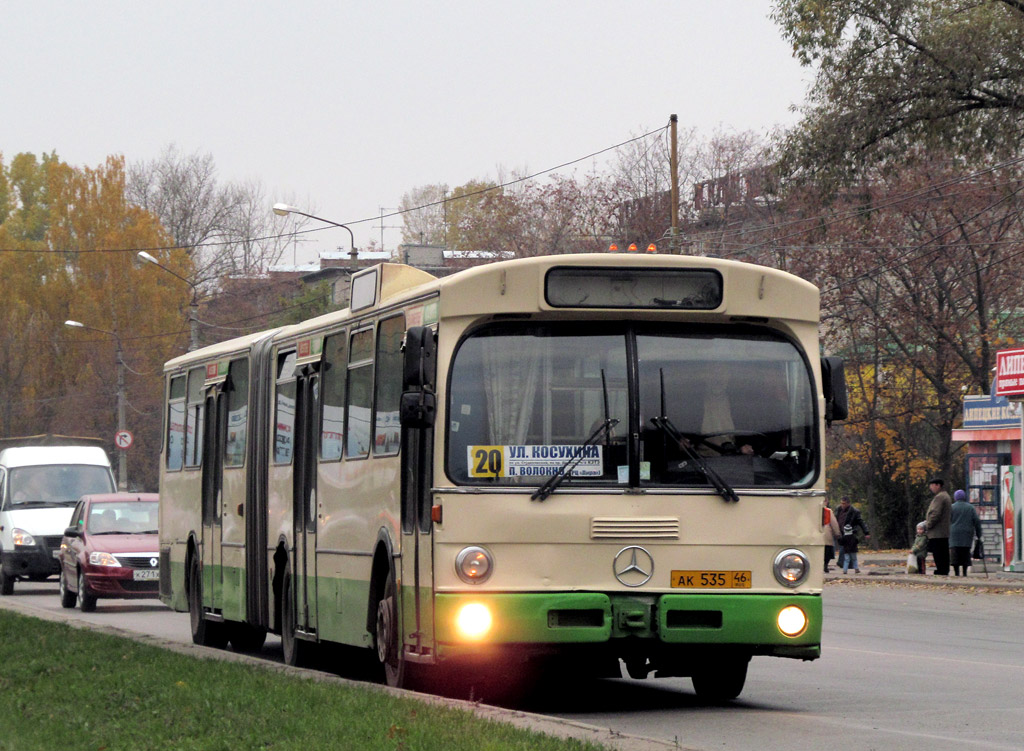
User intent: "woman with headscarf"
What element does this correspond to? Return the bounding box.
[949,489,982,577]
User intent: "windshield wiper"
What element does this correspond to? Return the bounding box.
[650,416,740,503]
[531,418,619,502]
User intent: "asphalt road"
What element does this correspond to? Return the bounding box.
[4,580,1022,751]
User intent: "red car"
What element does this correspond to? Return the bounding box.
[58,492,159,612]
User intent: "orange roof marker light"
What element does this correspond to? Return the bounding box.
[608,243,619,252]
[627,243,638,252]
[646,243,657,253]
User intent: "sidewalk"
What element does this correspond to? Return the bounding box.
[824,552,1024,592]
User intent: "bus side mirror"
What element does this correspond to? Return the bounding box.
[400,391,436,429]
[403,326,436,391]
[821,356,849,423]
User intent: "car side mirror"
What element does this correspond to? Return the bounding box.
[63,526,80,538]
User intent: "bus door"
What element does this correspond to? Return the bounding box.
[399,326,437,658]
[200,383,228,613]
[292,363,320,635]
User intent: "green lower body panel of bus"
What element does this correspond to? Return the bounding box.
[433,592,821,659]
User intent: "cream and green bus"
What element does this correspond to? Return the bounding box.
[158,252,847,701]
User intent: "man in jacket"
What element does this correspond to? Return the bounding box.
[925,478,952,576]
[836,496,870,574]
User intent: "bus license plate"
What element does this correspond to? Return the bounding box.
[133,569,159,581]
[670,570,751,588]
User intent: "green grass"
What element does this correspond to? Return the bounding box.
[0,611,606,751]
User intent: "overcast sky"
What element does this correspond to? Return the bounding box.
[3,1,810,263]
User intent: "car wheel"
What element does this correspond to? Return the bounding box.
[375,570,405,688]
[77,570,97,613]
[0,566,13,596]
[188,556,227,648]
[59,569,76,608]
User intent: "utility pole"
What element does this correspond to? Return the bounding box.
[669,114,680,254]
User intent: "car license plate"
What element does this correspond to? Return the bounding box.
[133,569,159,581]
[670,570,751,588]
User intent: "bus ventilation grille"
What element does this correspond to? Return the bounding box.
[590,517,679,539]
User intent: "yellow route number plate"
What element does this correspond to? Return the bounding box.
[670,570,752,588]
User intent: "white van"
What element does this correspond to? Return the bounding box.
[0,436,116,594]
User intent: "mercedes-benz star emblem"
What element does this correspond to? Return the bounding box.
[613,546,654,587]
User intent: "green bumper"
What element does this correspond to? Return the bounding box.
[434,591,821,657]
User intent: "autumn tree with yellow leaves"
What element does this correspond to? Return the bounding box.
[0,152,190,490]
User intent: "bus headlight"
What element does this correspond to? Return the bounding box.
[455,546,493,584]
[777,605,808,637]
[773,549,809,587]
[455,603,493,640]
[12,528,36,547]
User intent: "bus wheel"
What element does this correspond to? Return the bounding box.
[375,571,405,688]
[229,623,267,653]
[691,656,749,703]
[188,557,227,648]
[0,566,14,595]
[281,571,310,667]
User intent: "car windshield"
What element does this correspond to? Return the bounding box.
[8,465,115,507]
[86,502,158,535]
[447,322,816,490]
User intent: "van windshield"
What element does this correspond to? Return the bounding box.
[7,465,115,507]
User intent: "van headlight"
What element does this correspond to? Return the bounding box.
[455,546,493,584]
[773,549,809,587]
[12,528,36,547]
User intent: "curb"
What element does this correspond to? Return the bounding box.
[0,596,684,751]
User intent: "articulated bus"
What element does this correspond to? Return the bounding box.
[158,252,847,701]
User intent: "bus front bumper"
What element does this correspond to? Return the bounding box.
[433,591,821,661]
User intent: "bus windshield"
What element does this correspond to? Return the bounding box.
[7,465,115,507]
[447,323,816,489]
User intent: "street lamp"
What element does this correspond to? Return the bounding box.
[273,203,357,261]
[65,320,127,491]
[137,251,200,351]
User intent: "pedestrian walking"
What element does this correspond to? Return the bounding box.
[836,496,870,574]
[925,478,952,576]
[949,489,982,577]
[824,504,841,573]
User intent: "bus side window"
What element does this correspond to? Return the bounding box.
[346,328,374,459]
[320,331,347,461]
[184,367,205,469]
[275,351,297,464]
[166,375,186,471]
[224,359,249,468]
[373,315,404,456]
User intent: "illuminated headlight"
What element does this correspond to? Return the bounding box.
[455,546,493,584]
[455,603,493,640]
[12,528,36,547]
[777,605,808,637]
[89,551,120,567]
[773,549,809,587]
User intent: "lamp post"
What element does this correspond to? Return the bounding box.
[137,251,200,351]
[273,203,357,261]
[65,320,127,490]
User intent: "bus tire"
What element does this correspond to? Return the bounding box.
[59,569,76,608]
[691,656,749,703]
[229,622,267,653]
[188,556,227,648]
[374,570,405,688]
[281,570,311,667]
[77,569,97,613]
